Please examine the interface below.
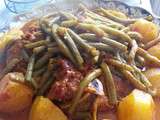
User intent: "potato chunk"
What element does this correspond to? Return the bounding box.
[144,68,160,94]
[29,96,68,120]
[131,19,158,44]
[148,43,160,60]
[118,89,155,120]
[0,72,33,113]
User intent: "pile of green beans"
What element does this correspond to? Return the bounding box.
[11,3,160,120]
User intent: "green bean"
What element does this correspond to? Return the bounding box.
[59,11,77,20]
[99,25,132,44]
[135,55,145,66]
[100,63,117,105]
[79,4,125,29]
[132,66,152,88]
[33,46,46,55]
[39,19,52,34]
[37,76,55,95]
[121,70,146,90]
[106,59,133,71]
[144,34,160,50]
[96,52,105,66]
[34,52,52,70]
[49,16,61,25]
[77,23,105,37]
[56,26,67,37]
[121,27,130,33]
[128,39,138,64]
[21,49,29,62]
[101,37,128,52]
[88,42,114,52]
[137,47,160,67]
[0,58,20,80]
[64,31,84,68]
[51,24,77,65]
[24,40,50,49]
[47,47,60,54]
[42,14,60,25]
[92,96,99,120]
[132,66,155,95]
[69,69,102,114]
[115,51,127,63]
[25,54,35,84]
[98,8,136,25]
[30,78,38,89]
[106,23,123,29]
[33,67,47,77]
[85,11,124,28]
[61,20,78,27]
[67,28,99,57]
[60,93,90,109]
[145,15,153,21]
[127,31,143,42]
[48,58,58,65]
[47,42,57,47]
[84,17,122,30]
[79,33,97,41]
[79,33,124,51]
[38,62,54,89]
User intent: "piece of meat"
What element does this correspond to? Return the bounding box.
[98,110,117,120]
[0,107,30,120]
[113,75,133,98]
[6,40,27,74]
[2,20,45,74]
[13,60,27,74]
[6,40,23,64]
[99,75,133,99]
[47,59,83,102]
[96,96,117,120]
[21,20,45,42]
[96,96,114,112]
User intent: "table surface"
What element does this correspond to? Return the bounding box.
[0,0,152,32]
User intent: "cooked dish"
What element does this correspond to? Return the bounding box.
[0,3,160,120]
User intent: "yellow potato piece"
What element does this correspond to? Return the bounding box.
[131,19,158,44]
[29,96,68,120]
[148,43,160,60]
[144,68,160,94]
[118,89,155,120]
[0,73,33,113]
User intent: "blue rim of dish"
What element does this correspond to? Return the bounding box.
[1,0,160,33]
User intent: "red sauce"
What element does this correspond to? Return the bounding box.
[0,108,29,120]
[47,58,83,102]
[6,40,23,64]
[21,20,45,42]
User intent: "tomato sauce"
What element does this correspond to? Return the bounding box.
[0,108,29,120]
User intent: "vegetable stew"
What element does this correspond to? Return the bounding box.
[0,3,160,120]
